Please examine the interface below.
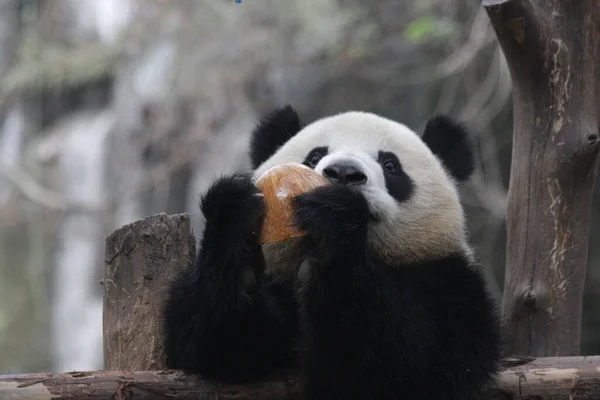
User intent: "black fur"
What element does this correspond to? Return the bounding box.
[421,115,475,181]
[291,185,501,399]
[377,150,414,203]
[302,146,329,169]
[163,107,502,399]
[249,105,302,169]
[163,173,298,382]
[293,185,370,253]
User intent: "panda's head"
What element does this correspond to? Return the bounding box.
[250,105,475,265]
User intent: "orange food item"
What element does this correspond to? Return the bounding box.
[256,163,328,244]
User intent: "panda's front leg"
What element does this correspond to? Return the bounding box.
[292,185,395,399]
[163,173,297,383]
[292,184,372,277]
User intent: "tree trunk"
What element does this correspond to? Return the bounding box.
[103,213,196,370]
[483,0,600,357]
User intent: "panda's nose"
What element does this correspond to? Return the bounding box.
[322,163,367,185]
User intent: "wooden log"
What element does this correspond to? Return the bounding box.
[0,356,599,399]
[483,0,600,356]
[102,212,196,371]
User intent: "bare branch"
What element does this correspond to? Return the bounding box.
[356,7,496,86]
[0,158,106,212]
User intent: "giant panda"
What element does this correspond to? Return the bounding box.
[163,105,503,400]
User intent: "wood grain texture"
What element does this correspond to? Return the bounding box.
[484,0,600,357]
[103,212,196,371]
[1,357,599,399]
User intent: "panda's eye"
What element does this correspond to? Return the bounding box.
[308,154,322,167]
[384,160,397,172]
[378,151,402,175]
[303,146,329,169]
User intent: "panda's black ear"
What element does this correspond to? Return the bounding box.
[421,115,475,182]
[249,105,302,169]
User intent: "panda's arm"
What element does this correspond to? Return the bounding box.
[298,255,501,399]
[292,185,501,399]
[163,174,297,383]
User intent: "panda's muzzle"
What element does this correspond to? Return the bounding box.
[322,162,367,186]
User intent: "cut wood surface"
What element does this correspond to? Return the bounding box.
[103,212,196,371]
[484,0,600,357]
[0,356,599,400]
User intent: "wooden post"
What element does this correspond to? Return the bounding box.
[483,0,600,357]
[103,213,196,370]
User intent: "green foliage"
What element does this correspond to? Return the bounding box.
[405,16,436,42]
[404,16,458,43]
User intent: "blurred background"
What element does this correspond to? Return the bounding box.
[0,0,598,374]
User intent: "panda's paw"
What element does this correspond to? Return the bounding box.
[292,184,370,247]
[200,173,265,243]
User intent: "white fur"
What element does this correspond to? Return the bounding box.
[253,111,472,266]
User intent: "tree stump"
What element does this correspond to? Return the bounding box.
[102,213,196,370]
[483,0,600,356]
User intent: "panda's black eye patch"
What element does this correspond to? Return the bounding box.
[383,160,397,172]
[378,151,402,175]
[377,150,414,203]
[303,146,328,169]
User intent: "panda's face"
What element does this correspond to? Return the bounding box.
[253,111,471,263]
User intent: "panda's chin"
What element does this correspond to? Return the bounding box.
[361,193,386,223]
[368,208,382,222]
